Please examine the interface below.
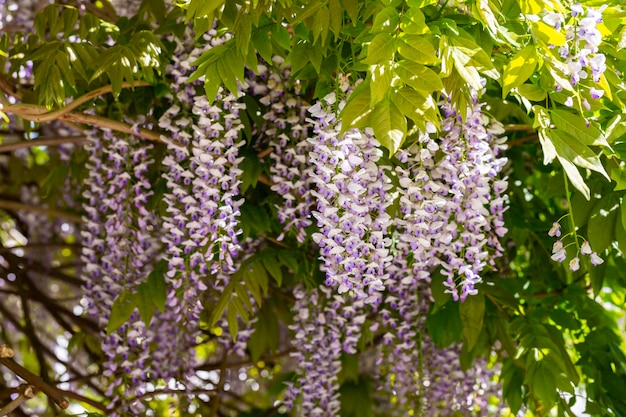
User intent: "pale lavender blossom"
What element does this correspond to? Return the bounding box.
[569,257,581,271]
[552,240,567,262]
[590,252,604,265]
[549,222,562,237]
[308,92,393,304]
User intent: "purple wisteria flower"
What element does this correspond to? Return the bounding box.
[156,31,245,380]
[543,4,608,97]
[246,59,314,243]
[308,92,393,304]
[409,96,510,301]
[285,285,367,417]
[81,129,159,415]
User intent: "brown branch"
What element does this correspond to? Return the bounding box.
[0,136,87,153]
[196,349,294,372]
[56,388,107,411]
[3,83,164,143]
[503,124,535,132]
[0,199,82,222]
[4,82,152,123]
[508,134,538,147]
[0,384,36,416]
[0,242,82,255]
[209,349,230,417]
[0,75,21,100]
[59,112,163,142]
[257,147,273,159]
[0,358,68,409]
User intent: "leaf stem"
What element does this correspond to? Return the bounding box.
[563,171,580,252]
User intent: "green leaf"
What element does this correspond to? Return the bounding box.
[340,0,359,22]
[502,46,537,97]
[588,195,619,254]
[253,30,273,63]
[528,360,558,406]
[217,48,243,95]
[227,303,239,341]
[341,81,373,133]
[231,293,250,324]
[235,13,251,56]
[262,251,283,287]
[427,300,463,347]
[203,63,220,104]
[450,31,499,79]
[548,129,609,180]
[532,21,566,47]
[363,33,395,65]
[234,281,254,313]
[291,0,325,25]
[558,155,590,200]
[401,7,428,34]
[460,293,485,351]
[392,87,438,130]
[551,109,609,148]
[371,7,399,33]
[239,154,264,192]
[501,359,524,414]
[397,34,438,65]
[146,260,167,312]
[370,63,393,106]
[243,267,263,305]
[371,97,406,155]
[329,0,343,37]
[210,281,234,327]
[272,24,292,51]
[107,291,138,335]
[517,84,547,101]
[136,285,157,326]
[252,261,269,296]
[396,60,443,95]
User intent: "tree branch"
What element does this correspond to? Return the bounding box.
[0,199,82,222]
[0,136,87,153]
[2,83,164,143]
[4,82,152,123]
[0,357,68,409]
[0,384,36,416]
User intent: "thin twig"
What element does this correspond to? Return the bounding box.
[0,242,82,255]
[508,134,538,147]
[0,385,36,416]
[0,358,68,409]
[0,136,87,153]
[0,199,82,222]
[503,124,534,132]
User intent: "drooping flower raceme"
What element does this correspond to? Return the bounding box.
[81,129,159,414]
[285,285,367,417]
[156,30,245,380]
[246,59,314,243]
[308,92,393,304]
[540,4,608,101]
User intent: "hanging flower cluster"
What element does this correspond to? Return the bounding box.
[420,336,502,415]
[81,129,159,414]
[283,85,508,415]
[308,92,393,304]
[539,3,608,104]
[549,220,604,270]
[374,95,508,414]
[285,285,367,417]
[246,58,314,243]
[157,30,246,379]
